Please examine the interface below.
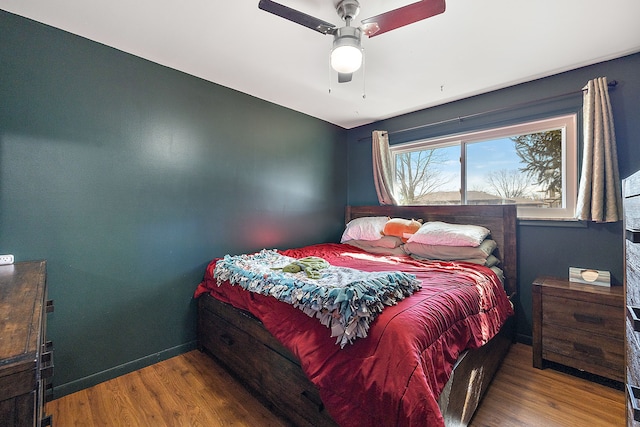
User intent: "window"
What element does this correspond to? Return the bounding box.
[390,115,578,219]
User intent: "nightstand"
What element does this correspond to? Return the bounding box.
[532,275,624,382]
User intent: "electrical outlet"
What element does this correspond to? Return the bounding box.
[0,254,14,265]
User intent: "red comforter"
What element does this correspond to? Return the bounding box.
[194,243,514,427]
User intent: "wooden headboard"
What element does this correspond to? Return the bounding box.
[346,205,518,298]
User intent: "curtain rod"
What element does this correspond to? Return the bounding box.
[360,80,618,141]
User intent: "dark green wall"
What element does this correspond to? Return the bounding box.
[346,53,640,342]
[0,11,347,396]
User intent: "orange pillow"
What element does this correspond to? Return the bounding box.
[382,218,423,242]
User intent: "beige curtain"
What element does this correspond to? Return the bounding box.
[575,77,622,222]
[372,130,397,205]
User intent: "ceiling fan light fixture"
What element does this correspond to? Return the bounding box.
[331,45,362,73]
[259,0,447,83]
[331,26,363,74]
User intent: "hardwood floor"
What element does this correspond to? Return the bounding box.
[469,343,624,427]
[47,343,625,426]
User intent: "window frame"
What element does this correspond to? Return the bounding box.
[389,114,578,220]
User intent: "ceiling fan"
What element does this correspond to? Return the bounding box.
[258,0,446,83]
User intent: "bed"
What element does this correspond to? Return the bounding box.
[195,204,517,427]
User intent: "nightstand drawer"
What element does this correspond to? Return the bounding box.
[543,295,624,340]
[543,325,624,373]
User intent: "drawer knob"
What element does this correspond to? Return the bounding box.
[628,306,640,332]
[573,313,603,325]
[45,381,54,402]
[572,343,602,357]
[219,334,234,346]
[627,228,640,243]
[40,351,54,379]
[628,384,640,422]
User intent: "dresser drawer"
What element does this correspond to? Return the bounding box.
[543,324,624,381]
[543,295,624,340]
[624,191,640,231]
[627,319,640,389]
[628,241,640,307]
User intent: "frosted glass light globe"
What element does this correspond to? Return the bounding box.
[331,45,363,73]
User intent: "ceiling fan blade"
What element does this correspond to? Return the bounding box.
[258,0,337,35]
[338,72,353,83]
[360,0,446,37]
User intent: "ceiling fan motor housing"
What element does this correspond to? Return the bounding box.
[333,26,362,47]
[335,0,363,45]
[336,0,360,21]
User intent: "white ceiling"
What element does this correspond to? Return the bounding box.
[2,0,640,129]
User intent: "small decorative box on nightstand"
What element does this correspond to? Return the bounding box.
[532,275,624,382]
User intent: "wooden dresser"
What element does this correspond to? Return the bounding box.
[0,261,53,427]
[532,275,624,382]
[624,170,640,426]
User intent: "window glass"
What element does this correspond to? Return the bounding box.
[390,115,577,219]
[394,143,460,205]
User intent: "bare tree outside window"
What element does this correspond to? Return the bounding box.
[395,148,454,205]
[485,168,534,199]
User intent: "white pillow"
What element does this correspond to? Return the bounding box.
[407,221,490,247]
[340,216,389,242]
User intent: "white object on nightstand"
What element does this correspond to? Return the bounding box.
[569,266,611,287]
[0,255,14,265]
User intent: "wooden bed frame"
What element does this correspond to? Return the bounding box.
[198,205,517,427]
